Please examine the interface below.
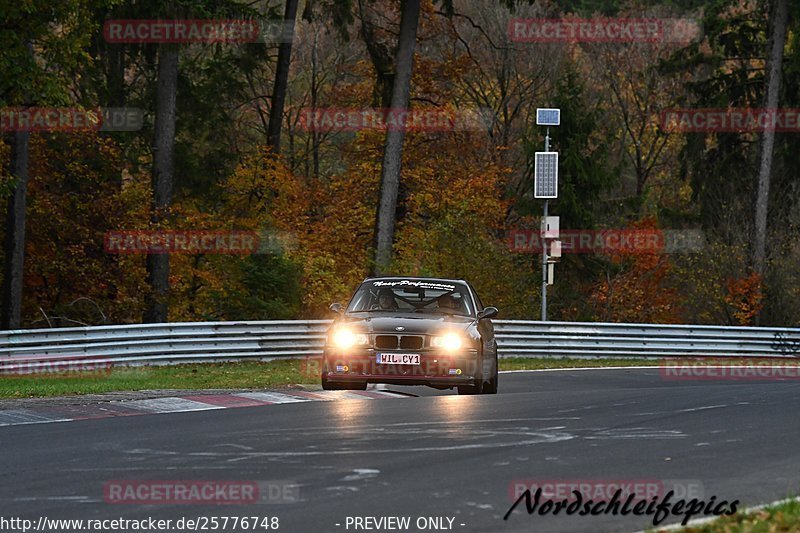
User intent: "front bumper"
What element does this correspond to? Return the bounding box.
[322,347,480,386]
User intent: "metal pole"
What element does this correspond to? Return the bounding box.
[541,128,550,322]
[541,199,548,321]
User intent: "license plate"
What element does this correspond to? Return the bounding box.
[376,353,420,365]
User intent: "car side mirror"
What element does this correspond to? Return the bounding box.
[329,302,343,314]
[478,306,498,320]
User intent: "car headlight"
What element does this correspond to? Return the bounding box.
[331,328,369,349]
[431,332,463,351]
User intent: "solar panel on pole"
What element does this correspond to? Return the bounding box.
[534,152,558,198]
[536,108,561,126]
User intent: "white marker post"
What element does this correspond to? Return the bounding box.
[535,108,560,321]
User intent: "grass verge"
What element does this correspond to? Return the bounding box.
[500,357,662,371]
[656,497,800,532]
[0,359,306,399]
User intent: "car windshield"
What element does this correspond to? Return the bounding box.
[346,280,474,317]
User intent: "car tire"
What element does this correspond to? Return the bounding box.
[457,381,482,395]
[321,373,338,390]
[482,356,498,394]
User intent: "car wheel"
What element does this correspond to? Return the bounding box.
[457,381,482,395]
[321,373,338,390]
[482,356,498,394]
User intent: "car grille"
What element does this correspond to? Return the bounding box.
[374,335,424,350]
[400,335,423,350]
[375,335,397,349]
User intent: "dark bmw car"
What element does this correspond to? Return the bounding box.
[322,277,499,395]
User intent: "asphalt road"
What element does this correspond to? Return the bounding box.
[1,368,799,533]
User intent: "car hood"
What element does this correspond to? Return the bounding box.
[338,314,474,334]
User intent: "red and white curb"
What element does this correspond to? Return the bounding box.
[0,389,404,428]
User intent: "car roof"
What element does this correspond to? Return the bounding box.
[362,276,468,285]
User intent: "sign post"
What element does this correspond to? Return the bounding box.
[534,108,560,321]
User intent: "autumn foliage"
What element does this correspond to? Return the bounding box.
[4,0,800,327]
[724,272,764,326]
[589,218,681,324]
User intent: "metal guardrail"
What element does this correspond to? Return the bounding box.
[1,320,799,372]
[494,321,800,359]
[0,321,330,372]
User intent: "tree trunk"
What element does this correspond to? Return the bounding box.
[266,0,299,154]
[1,131,31,329]
[143,45,178,323]
[753,0,789,278]
[358,0,396,109]
[311,27,320,179]
[372,0,420,275]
